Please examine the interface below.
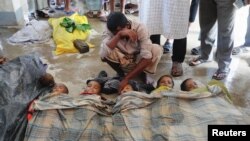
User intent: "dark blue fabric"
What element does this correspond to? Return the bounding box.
[0,54,49,141]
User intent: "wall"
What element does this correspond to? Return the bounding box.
[0,0,27,26]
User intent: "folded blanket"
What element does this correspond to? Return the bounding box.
[24,88,248,141]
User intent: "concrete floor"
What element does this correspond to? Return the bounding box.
[0,2,250,120]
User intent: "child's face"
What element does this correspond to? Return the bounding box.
[52,83,68,94]
[185,79,198,91]
[158,76,173,88]
[121,84,133,94]
[84,81,101,94]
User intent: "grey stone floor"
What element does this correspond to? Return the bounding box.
[0,1,250,121]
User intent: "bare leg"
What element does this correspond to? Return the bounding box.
[110,0,115,13]
[120,0,126,14]
[56,0,61,6]
[64,0,71,12]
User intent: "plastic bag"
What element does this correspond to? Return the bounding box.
[48,13,94,55]
[0,54,50,141]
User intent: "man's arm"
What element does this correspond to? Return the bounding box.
[106,34,121,50]
[119,58,152,93]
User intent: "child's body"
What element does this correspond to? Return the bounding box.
[180,78,232,103]
[27,82,69,121]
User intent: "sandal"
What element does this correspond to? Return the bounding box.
[189,56,207,66]
[64,10,75,16]
[212,69,230,80]
[171,62,183,77]
[232,46,250,55]
[86,11,94,18]
[55,5,64,10]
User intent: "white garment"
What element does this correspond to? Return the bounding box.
[139,0,190,39]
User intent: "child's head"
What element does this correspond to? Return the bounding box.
[180,78,198,91]
[121,80,139,94]
[83,79,103,94]
[52,83,69,94]
[156,75,174,88]
[107,12,129,34]
[39,73,55,87]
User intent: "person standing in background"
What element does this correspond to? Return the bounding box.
[189,0,236,80]
[139,0,190,77]
[55,0,74,15]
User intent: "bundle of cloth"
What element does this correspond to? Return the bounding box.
[48,13,94,55]
[8,20,52,44]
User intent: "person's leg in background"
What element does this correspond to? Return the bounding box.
[244,7,250,46]
[119,0,126,13]
[189,0,200,27]
[244,6,250,47]
[110,0,126,13]
[214,0,236,79]
[189,0,217,66]
[55,0,74,15]
[55,0,63,10]
[232,6,250,55]
[98,0,109,22]
[64,0,70,11]
[171,38,187,77]
[189,0,201,55]
[27,0,37,19]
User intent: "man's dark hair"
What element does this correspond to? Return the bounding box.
[180,78,191,91]
[107,12,129,33]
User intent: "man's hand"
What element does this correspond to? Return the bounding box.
[246,0,250,4]
[119,78,129,94]
[118,28,138,42]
